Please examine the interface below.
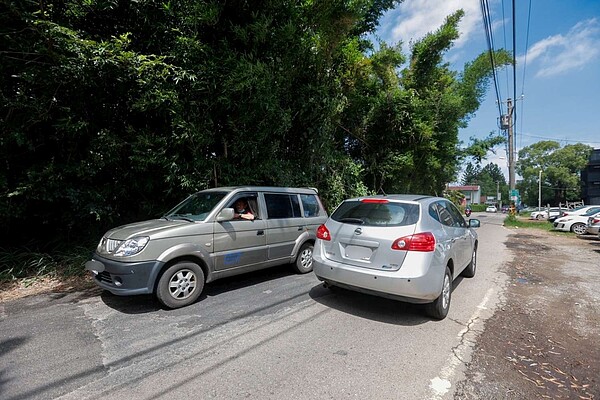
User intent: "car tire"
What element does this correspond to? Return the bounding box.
[293,242,314,274]
[536,214,543,220]
[571,223,587,235]
[462,245,477,278]
[426,266,452,320]
[156,261,205,309]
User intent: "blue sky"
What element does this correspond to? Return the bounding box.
[375,0,600,179]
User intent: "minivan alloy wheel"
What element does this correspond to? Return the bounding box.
[168,269,197,299]
[156,261,205,309]
[293,243,314,274]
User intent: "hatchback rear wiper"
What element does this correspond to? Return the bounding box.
[339,218,365,225]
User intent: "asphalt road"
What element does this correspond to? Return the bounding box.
[0,212,511,400]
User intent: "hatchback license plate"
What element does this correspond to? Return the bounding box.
[344,245,372,260]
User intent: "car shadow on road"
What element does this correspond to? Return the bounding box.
[99,265,298,314]
[308,283,431,326]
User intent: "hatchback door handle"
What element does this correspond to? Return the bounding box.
[257,230,264,236]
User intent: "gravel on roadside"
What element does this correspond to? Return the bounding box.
[455,229,600,399]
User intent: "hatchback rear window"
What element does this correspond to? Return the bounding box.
[331,201,419,227]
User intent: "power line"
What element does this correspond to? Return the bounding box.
[480,0,504,118]
[519,132,600,145]
[501,0,510,98]
[519,0,533,150]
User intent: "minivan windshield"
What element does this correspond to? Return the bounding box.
[332,200,420,227]
[164,192,227,222]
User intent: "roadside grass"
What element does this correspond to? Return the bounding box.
[503,214,554,231]
[0,247,91,286]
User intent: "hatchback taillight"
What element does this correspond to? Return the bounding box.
[317,224,331,241]
[391,232,436,252]
[593,218,600,224]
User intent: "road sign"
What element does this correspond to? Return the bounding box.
[510,189,519,197]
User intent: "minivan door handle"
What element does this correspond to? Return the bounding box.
[257,230,264,236]
[298,226,304,231]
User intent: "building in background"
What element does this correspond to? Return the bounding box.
[582,149,600,205]
[446,185,481,205]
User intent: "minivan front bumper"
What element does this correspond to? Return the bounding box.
[85,254,165,296]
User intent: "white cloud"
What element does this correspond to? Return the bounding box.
[519,18,600,78]
[381,0,485,49]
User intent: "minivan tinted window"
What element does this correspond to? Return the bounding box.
[331,201,419,226]
[300,194,320,217]
[265,193,302,219]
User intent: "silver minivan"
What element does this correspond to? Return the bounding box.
[85,186,327,308]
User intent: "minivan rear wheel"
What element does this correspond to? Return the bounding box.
[293,242,314,274]
[426,266,452,320]
[156,261,205,309]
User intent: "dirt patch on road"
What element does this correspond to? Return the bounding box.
[455,229,600,399]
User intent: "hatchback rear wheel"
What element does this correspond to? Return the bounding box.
[426,266,452,320]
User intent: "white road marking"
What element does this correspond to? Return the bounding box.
[428,287,494,399]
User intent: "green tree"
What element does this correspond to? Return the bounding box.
[517,141,592,205]
[0,0,514,255]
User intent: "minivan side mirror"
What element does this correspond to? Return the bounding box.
[469,219,481,228]
[216,208,235,222]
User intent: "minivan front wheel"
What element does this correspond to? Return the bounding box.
[293,242,314,274]
[426,266,452,320]
[156,261,205,309]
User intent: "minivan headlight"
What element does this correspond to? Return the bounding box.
[113,236,150,257]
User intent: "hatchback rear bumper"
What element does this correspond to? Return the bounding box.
[313,248,444,303]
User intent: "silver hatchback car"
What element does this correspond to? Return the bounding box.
[312,195,480,319]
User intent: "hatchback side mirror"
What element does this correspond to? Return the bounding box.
[469,219,481,228]
[216,208,235,222]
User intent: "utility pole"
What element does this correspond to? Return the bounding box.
[507,98,515,194]
[538,169,542,211]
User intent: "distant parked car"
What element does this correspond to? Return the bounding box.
[501,205,509,213]
[312,195,480,320]
[553,210,600,235]
[530,207,561,220]
[586,215,600,235]
[560,205,600,218]
[486,205,497,213]
[547,205,600,223]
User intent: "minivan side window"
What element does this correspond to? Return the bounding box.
[300,194,320,217]
[224,192,260,219]
[265,193,302,219]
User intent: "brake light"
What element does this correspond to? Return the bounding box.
[360,198,389,203]
[392,232,436,252]
[316,224,331,241]
[593,218,600,224]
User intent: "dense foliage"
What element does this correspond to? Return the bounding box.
[516,141,592,206]
[1,0,510,251]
